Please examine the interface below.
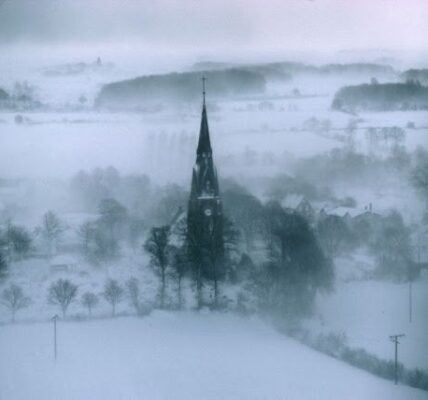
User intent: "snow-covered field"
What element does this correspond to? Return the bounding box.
[0,312,426,400]
[1,50,428,399]
[0,50,427,185]
[312,273,428,371]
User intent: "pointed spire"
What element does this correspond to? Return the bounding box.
[202,76,206,107]
[197,76,212,155]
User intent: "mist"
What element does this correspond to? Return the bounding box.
[1,1,428,399]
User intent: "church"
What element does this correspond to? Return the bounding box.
[186,79,224,304]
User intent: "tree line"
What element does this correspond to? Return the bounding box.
[0,277,148,322]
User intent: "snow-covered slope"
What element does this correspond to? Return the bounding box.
[312,275,428,371]
[0,312,425,400]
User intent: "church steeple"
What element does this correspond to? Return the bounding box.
[196,76,212,156]
[197,104,212,156]
[187,76,224,309]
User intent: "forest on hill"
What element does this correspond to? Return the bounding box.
[332,81,428,112]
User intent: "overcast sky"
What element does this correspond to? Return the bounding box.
[0,0,427,52]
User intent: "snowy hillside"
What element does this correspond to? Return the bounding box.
[311,273,428,371]
[0,312,426,400]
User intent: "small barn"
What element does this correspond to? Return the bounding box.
[50,254,78,273]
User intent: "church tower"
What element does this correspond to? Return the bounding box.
[187,78,224,296]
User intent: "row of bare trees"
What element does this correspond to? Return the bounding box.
[0,277,148,323]
[47,278,148,318]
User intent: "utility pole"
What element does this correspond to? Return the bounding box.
[410,233,423,323]
[389,334,405,384]
[409,277,412,324]
[52,314,59,361]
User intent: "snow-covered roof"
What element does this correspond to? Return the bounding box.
[327,207,365,218]
[282,194,304,210]
[169,211,187,247]
[50,254,78,266]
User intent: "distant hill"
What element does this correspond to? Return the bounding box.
[401,69,428,85]
[43,60,115,77]
[332,81,428,112]
[95,69,266,109]
[269,62,395,78]
[95,61,397,110]
[192,61,234,71]
[192,61,396,79]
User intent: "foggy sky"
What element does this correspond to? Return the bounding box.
[0,0,427,52]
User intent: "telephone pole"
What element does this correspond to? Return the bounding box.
[389,334,405,384]
[410,233,423,323]
[409,278,412,323]
[52,314,59,361]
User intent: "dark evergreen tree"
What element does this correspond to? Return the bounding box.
[0,251,7,280]
[222,183,264,251]
[223,216,240,283]
[5,223,32,260]
[260,202,334,318]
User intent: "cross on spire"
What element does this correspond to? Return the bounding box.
[202,76,206,106]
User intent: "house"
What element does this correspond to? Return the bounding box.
[50,254,78,273]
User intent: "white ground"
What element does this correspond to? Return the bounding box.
[0,312,426,400]
[312,272,428,371]
[1,49,428,399]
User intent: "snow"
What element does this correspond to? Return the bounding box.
[326,206,365,218]
[1,47,428,399]
[0,312,426,400]
[281,194,305,209]
[311,273,428,371]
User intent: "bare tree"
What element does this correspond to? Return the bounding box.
[81,292,99,316]
[77,221,96,258]
[1,284,31,322]
[144,226,170,309]
[39,211,65,258]
[103,279,123,316]
[48,279,78,318]
[126,277,142,315]
[169,246,187,309]
[98,198,128,257]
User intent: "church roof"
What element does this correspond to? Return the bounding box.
[196,104,212,155]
